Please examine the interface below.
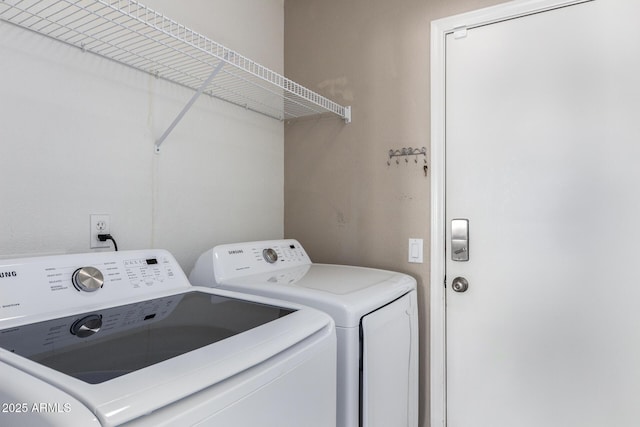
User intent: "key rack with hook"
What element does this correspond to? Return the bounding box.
[387,147,428,176]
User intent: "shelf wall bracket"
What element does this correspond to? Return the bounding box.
[344,106,352,124]
[154,59,227,154]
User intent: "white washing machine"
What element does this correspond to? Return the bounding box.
[190,239,419,427]
[0,249,336,427]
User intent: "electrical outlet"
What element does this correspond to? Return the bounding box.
[90,214,111,249]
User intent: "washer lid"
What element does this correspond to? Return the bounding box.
[0,287,333,426]
[220,264,416,328]
[0,291,295,384]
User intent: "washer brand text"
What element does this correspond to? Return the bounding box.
[228,250,244,255]
[0,271,17,279]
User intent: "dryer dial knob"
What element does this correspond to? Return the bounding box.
[262,248,278,264]
[72,266,104,292]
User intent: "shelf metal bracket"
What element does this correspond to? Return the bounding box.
[344,106,352,124]
[154,59,227,153]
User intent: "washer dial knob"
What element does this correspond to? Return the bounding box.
[262,248,278,264]
[72,266,104,292]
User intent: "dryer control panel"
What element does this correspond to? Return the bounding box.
[0,249,189,327]
[190,239,312,285]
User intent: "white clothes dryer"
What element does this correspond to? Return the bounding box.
[0,249,336,427]
[190,239,419,427]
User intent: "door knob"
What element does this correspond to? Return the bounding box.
[451,277,469,293]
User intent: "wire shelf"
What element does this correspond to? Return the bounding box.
[0,0,351,125]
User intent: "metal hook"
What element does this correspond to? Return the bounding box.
[388,146,428,167]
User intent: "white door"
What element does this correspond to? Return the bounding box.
[444,1,640,426]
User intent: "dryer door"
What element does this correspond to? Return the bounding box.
[361,291,418,427]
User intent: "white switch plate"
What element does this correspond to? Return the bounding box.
[408,238,423,263]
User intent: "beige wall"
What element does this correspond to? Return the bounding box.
[284,0,505,425]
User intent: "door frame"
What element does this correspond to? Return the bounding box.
[429,1,590,425]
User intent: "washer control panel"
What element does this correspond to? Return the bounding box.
[0,249,188,327]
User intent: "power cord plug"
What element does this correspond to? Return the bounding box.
[97,234,118,251]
